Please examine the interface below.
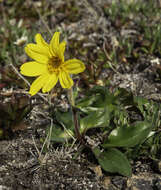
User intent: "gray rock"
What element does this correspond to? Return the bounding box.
[127,174,161,190]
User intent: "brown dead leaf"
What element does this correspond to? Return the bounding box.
[102,176,111,189]
[89,165,103,178]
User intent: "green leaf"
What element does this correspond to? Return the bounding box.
[76,95,100,109]
[90,86,117,107]
[55,111,74,129]
[48,111,75,142]
[76,106,100,114]
[140,47,149,53]
[46,125,74,143]
[103,121,152,148]
[133,96,149,115]
[76,86,118,113]
[80,110,105,133]
[114,88,134,106]
[93,147,132,177]
[80,106,115,133]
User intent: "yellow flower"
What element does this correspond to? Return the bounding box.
[20,32,85,96]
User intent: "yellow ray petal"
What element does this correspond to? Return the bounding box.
[63,59,85,74]
[49,32,60,56]
[59,41,66,54]
[42,73,58,93]
[29,74,50,96]
[20,61,47,76]
[59,71,73,89]
[35,33,49,47]
[25,44,49,64]
[58,41,66,61]
[27,43,50,57]
[34,33,52,57]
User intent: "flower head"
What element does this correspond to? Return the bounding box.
[20,32,85,96]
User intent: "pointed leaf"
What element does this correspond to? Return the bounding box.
[80,110,105,133]
[80,106,114,133]
[76,86,117,113]
[76,95,100,108]
[103,121,152,148]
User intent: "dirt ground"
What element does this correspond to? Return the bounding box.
[0,0,161,189]
[0,126,161,190]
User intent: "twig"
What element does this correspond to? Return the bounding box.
[40,118,53,153]
[0,90,31,96]
[32,135,40,155]
[9,63,30,87]
[31,117,54,166]
[60,121,76,141]
[9,63,55,106]
[31,134,48,165]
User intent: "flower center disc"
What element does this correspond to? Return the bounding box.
[48,56,62,73]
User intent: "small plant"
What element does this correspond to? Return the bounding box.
[20,31,161,177]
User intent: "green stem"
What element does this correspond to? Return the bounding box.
[68,88,82,141]
[71,106,82,141]
[68,87,75,107]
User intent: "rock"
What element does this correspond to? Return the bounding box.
[127,173,161,190]
[132,179,153,190]
[111,176,127,189]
